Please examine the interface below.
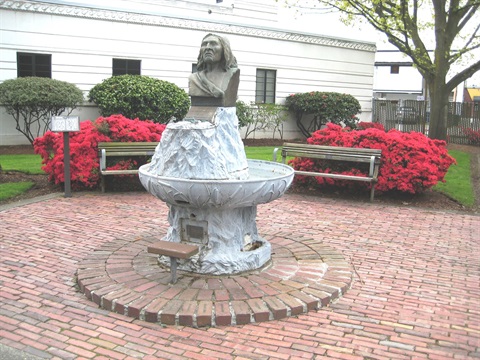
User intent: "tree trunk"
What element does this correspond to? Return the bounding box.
[428,83,449,141]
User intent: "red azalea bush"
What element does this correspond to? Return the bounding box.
[289,123,455,194]
[463,127,480,146]
[357,121,385,131]
[34,114,165,189]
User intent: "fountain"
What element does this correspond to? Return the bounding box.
[139,33,294,275]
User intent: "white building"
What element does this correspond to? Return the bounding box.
[0,0,376,145]
[373,50,424,102]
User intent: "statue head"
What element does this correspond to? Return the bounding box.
[196,33,237,71]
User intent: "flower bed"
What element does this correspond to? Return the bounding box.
[289,123,455,194]
[34,114,165,189]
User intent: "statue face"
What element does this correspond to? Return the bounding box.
[201,35,223,64]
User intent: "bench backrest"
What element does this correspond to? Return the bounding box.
[98,142,159,157]
[281,142,382,164]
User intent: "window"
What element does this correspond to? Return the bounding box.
[112,58,141,76]
[192,63,197,73]
[255,69,276,104]
[390,65,400,74]
[17,52,51,78]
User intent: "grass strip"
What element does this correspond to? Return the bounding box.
[0,154,44,174]
[244,146,278,161]
[0,182,35,201]
[434,150,474,206]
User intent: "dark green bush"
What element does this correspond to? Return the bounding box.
[88,75,190,123]
[285,91,361,137]
[0,77,84,144]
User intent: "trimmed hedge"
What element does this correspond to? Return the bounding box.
[0,77,84,144]
[88,75,190,124]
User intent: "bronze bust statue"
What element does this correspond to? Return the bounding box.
[188,33,240,108]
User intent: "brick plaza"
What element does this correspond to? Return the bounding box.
[1,192,479,359]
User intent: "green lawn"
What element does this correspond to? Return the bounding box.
[433,150,474,206]
[245,146,475,207]
[0,154,44,174]
[0,148,475,207]
[244,146,278,161]
[0,181,35,201]
[0,154,44,202]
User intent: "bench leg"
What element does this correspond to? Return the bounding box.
[370,185,375,202]
[101,176,105,193]
[170,257,178,284]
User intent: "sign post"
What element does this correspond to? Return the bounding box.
[51,116,80,198]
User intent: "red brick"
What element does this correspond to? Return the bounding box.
[289,290,319,311]
[160,299,183,325]
[127,296,155,319]
[178,300,197,326]
[263,296,288,320]
[214,301,232,326]
[231,300,251,325]
[246,298,270,322]
[197,301,213,327]
[144,298,169,323]
[214,289,230,301]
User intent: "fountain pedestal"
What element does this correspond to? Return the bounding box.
[139,107,293,275]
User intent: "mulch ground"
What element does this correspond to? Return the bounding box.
[1,142,479,213]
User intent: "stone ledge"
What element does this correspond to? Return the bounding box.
[77,233,353,327]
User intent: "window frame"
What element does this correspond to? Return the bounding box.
[255,68,277,104]
[390,65,400,74]
[17,52,52,78]
[112,58,141,76]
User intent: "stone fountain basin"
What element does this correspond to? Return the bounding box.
[139,160,294,209]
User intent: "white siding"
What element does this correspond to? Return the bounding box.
[0,0,376,145]
[374,65,423,96]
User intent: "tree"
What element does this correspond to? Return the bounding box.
[296,0,480,140]
[0,77,84,145]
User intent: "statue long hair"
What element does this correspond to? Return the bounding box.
[196,33,238,71]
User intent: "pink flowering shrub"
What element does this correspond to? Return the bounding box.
[357,121,385,131]
[463,127,480,146]
[34,114,165,189]
[289,123,455,194]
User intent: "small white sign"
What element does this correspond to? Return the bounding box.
[51,116,80,132]
[416,95,425,101]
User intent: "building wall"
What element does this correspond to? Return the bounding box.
[373,64,423,100]
[0,0,376,145]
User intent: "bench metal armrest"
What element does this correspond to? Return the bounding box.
[368,155,375,177]
[273,147,279,162]
[100,148,107,171]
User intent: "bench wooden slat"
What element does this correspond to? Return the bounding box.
[274,142,382,202]
[97,142,159,192]
[147,240,199,259]
[295,171,374,182]
[100,170,139,175]
[147,240,199,284]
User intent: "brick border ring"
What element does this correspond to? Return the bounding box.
[77,232,353,327]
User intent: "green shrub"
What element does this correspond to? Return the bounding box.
[236,101,288,140]
[88,75,190,123]
[0,77,84,144]
[236,100,254,128]
[285,91,361,137]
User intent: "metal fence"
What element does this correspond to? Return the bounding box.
[372,99,480,145]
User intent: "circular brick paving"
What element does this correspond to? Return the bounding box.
[77,232,353,327]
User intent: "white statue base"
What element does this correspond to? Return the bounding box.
[139,107,293,275]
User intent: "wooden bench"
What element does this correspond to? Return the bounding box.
[273,143,382,202]
[98,142,158,192]
[147,240,199,284]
